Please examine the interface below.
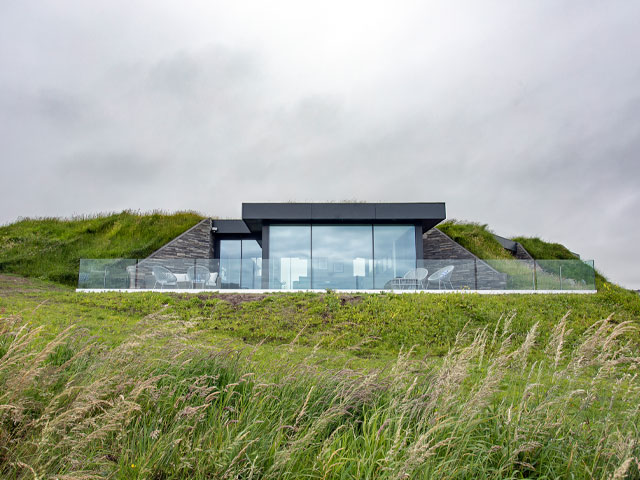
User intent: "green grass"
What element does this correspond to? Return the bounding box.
[438,220,605,290]
[437,221,514,260]
[1,214,639,477]
[0,210,618,292]
[1,275,639,479]
[513,236,579,260]
[0,211,204,285]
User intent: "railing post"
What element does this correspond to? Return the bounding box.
[532,261,535,290]
[559,265,562,290]
[474,258,478,290]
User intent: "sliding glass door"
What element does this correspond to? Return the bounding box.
[268,224,416,290]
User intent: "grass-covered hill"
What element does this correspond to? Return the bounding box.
[0,211,204,285]
[1,275,639,478]
[0,211,610,289]
[1,213,639,478]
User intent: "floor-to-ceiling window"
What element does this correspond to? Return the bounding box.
[219,239,262,289]
[311,225,373,289]
[268,224,416,290]
[373,225,416,289]
[269,226,311,289]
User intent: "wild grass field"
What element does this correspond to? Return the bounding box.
[0,211,204,285]
[1,213,639,478]
[1,275,640,478]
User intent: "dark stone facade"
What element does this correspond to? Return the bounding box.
[127,219,215,288]
[514,242,534,261]
[422,229,508,289]
[147,218,214,259]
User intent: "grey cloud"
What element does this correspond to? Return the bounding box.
[1,1,639,288]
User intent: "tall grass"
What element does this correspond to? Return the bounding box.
[1,311,639,479]
[0,211,203,285]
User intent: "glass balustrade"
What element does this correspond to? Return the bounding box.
[78,258,596,291]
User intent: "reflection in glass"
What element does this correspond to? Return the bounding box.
[241,239,262,289]
[220,239,262,289]
[220,240,241,288]
[312,225,373,289]
[269,226,311,289]
[373,225,416,289]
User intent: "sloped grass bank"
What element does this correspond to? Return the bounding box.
[1,305,639,479]
[0,211,203,285]
[1,275,639,360]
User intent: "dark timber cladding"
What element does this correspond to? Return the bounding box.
[241,202,446,233]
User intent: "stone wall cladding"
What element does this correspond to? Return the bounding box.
[146,218,213,260]
[127,218,214,287]
[422,228,507,289]
[514,242,534,261]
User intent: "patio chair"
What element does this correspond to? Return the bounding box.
[403,268,429,289]
[152,265,178,289]
[187,265,211,288]
[427,265,454,289]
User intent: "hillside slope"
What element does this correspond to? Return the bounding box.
[0,211,203,285]
[0,212,610,289]
[1,274,639,478]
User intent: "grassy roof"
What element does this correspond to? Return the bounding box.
[436,220,513,259]
[0,211,204,285]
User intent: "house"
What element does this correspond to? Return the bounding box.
[138,202,508,290]
[78,202,596,292]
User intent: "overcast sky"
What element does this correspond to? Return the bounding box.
[1,1,639,288]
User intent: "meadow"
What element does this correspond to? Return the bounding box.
[1,274,640,478]
[1,214,639,478]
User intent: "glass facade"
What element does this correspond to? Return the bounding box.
[219,239,262,289]
[268,224,417,289]
[269,226,311,289]
[312,225,373,289]
[373,225,417,289]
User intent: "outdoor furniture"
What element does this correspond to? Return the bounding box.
[152,265,178,289]
[187,265,211,288]
[386,268,428,290]
[403,267,428,289]
[427,265,455,289]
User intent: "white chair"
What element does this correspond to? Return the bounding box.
[403,268,429,289]
[152,265,178,289]
[187,265,211,288]
[427,265,454,289]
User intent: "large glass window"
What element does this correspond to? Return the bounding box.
[269,226,311,289]
[241,240,262,289]
[373,225,417,288]
[220,240,241,288]
[312,225,373,289]
[220,239,262,289]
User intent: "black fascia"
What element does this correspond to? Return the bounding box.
[212,219,251,235]
[242,202,446,233]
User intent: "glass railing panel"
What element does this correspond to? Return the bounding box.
[535,259,595,290]
[78,258,596,291]
[418,259,482,290]
[78,259,137,289]
[133,258,197,290]
[485,259,536,290]
[195,259,221,289]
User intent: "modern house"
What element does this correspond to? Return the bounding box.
[213,202,445,290]
[77,202,596,292]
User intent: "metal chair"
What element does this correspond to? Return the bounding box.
[403,268,429,289]
[187,265,211,288]
[427,265,454,289]
[152,265,178,289]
